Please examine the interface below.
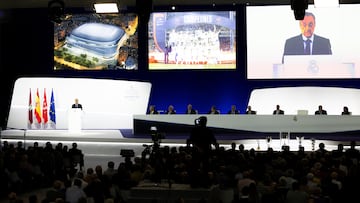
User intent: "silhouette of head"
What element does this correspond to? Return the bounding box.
[196,116,207,127]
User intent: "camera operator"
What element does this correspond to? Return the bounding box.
[141,127,167,183]
[188,116,218,187]
[189,116,217,155]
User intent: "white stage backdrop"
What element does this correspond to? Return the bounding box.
[7,77,152,130]
[248,86,360,115]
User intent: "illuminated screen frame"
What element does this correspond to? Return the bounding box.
[53,12,139,70]
[148,10,237,70]
[246,4,360,79]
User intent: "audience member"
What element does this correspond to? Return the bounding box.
[103,161,117,181]
[316,142,328,156]
[237,170,256,198]
[68,142,84,172]
[315,105,327,115]
[285,181,309,203]
[84,167,96,183]
[345,140,359,161]
[65,178,86,203]
[228,105,240,114]
[45,180,65,203]
[331,144,345,160]
[74,172,88,189]
[273,104,285,115]
[185,103,197,114]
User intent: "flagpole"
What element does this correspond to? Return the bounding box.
[0,127,2,151]
[28,88,33,129]
[50,88,56,129]
[23,128,27,150]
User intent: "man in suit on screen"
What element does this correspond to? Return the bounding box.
[282,12,332,63]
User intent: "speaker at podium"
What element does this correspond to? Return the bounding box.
[68,108,83,133]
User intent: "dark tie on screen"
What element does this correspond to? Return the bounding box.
[304,39,311,55]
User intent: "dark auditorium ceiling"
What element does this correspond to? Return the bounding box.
[0,0,359,10]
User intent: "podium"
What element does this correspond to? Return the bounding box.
[68,108,83,133]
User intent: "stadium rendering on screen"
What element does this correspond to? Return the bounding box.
[54,13,138,70]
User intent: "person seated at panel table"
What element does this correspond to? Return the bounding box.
[165,104,176,114]
[208,105,220,114]
[71,98,83,110]
[147,105,159,114]
[315,105,327,115]
[227,105,240,114]
[273,104,285,115]
[341,106,351,115]
[185,103,198,114]
[245,106,256,115]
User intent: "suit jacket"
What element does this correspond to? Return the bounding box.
[273,110,284,115]
[208,110,220,114]
[148,110,159,114]
[186,109,197,114]
[72,103,83,110]
[246,110,256,115]
[315,110,327,115]
[228,110,240,114]
[282,34,332,62]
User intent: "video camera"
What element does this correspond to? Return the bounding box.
[120,149,135,158]
[194,116,207,127]
[150,126,165,144]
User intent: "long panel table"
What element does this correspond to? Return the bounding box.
[133,115,360,136]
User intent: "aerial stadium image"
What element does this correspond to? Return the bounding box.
[54,13,138,70]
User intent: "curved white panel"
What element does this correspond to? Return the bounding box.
[7,77,151,130]
[248,86,360,115]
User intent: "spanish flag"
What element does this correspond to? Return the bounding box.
[35,88,42,123]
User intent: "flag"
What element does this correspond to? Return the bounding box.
[35,88,42,123]
[28,88,33,128]
[42,88,48,124]
[50,88,56,127]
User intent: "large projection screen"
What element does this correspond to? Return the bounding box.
[54,13,139,70]
[246,4,360,79]
[7,77,151,130]
[148,11,236,70]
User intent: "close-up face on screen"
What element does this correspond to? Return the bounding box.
[246,4,360,79]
